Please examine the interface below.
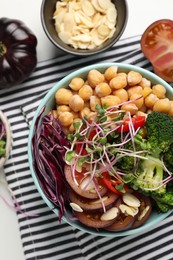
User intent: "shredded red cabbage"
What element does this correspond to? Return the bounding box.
[31,107,70,220]
[0,118,6,140]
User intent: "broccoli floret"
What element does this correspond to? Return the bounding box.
[153,191,173,206]
[116,141,137,171]
[163,142,173,167]
[124,155,166,195]
[145,111,173,156]
[153,199,172,213]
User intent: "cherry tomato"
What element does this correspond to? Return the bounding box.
[88,129,97,140]
[141,19,173,82]
[75,141,88,155]
[117,116,146,133]
[75,130,96,155]
[101,172,128,194]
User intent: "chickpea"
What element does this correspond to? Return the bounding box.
[95,82,112,97]
[169,101,173,117]
[69,94,84,112]
[79,107,91,118]
[152,84,166,99]
[101,95,121,108]
[136,111,147,118]
[139,77,151,88]
[58,111,73,127]
[88,111,97,122]
[57,105,71,116]
[112,88,128,103]
[55,88,73,105]
[142,86,152,98]
[153,98,171,113]
[140,103,147,113]
[130,93,144,109]
[109,73,127,90]
[127,71,142,86]
[87,69,105,88]
[144,93,159,109]
[127,86,142,98]
[90,96,101,111]
[104,66,118,82]
[71,111,79,119]
[121,103,138,115]
[69,77,85,91]
[78,84,93,101]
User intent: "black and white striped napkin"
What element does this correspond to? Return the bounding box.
[0,35,173,260]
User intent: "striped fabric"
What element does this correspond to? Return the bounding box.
[0,35,173,260]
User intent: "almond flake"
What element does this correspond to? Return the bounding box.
[82,0,96,16]
[107,7,117,23]
[59,31,71,44]
[98,0,112,10]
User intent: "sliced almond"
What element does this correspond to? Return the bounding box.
[91,0,106,13]
[122,193,141,208]
[77,12,94,28]
[72,34,91,43]
[138,205,150,221]
[107,6,117,24]
[59,31,71,44]
[79,176,95,190]
[70,202,83,212]
[100,207,119,221]
[82,0,96,16]
[63,13,76,33]
[97,24,110,37]
[119,204,139,217]
[98,0,112,10]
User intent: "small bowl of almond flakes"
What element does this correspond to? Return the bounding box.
[41,0,128,56]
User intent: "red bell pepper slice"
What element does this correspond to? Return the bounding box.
[101,172,128,194]
[117,116,146,133]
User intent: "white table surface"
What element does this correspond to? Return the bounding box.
[0,0,173,259]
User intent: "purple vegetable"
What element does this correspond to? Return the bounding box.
[32,107,70,220]
[0,118,6,140]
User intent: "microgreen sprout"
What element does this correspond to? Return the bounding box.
[65,104,147,192]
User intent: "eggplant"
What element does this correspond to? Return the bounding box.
[69,188,119,212]
[64,164,107,199]
[0,17,37,88]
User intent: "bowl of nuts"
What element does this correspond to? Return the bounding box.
[28,63,173,236]
[41,0,128,56]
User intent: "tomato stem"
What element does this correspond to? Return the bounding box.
[0,41,7,57]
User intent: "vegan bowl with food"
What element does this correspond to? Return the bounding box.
[28,63,173,236]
